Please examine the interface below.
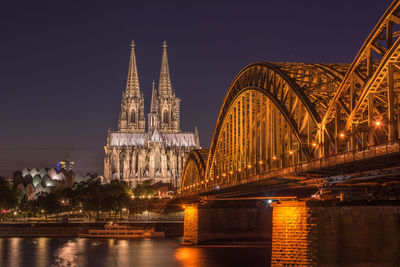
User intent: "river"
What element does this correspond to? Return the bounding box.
[0,237,271,266]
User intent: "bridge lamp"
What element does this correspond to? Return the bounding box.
[222,173,226,177]
[247,164,252,169]
[375,121,381,126]
[312,143,317,147]
[339,133,345,138]
[258,161,263,165]
[268,199,272,204]
[289,151,293,155]
[229,171,233,175]
[272,156,277,160]
[238,168,242,172]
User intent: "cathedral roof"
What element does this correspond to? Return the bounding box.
[109,131,197,147]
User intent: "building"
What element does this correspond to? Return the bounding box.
[104,41,200,188]
[58,153,75,172]
[12,167,98,200]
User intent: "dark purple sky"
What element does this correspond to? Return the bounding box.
[0,0,392,177]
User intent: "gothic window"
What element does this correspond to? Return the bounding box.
[120,153,125,178]
[163,110,169,124]
[131,109,136,123]
[111,154,118,174]
[154,151,161,172]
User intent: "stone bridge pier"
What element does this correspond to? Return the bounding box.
[183,201,272,244]
[183,200,400,266]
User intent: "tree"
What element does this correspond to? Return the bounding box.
[36,192,62,222]
[102,180,133,222]
[133,179,156,197]
[73,179,103,220]
[0,178,18,212]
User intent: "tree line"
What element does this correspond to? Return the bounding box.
[0,177,157,222]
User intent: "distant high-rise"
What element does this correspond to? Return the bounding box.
[104,41,200,188]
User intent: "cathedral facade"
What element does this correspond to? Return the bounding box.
[104,41,200,188]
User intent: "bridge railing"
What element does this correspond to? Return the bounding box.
[179,140,400,197]
[295,140,400,173]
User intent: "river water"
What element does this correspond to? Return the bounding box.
[0,237,271,267]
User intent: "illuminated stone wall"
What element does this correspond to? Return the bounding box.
[271,201,400,266]
[271,201,316,266]
[183,205,199,244]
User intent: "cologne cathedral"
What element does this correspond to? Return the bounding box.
[104,41,200,188]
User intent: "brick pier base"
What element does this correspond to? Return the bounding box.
[271,200,400,266]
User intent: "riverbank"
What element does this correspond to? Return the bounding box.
[0,221,183,237]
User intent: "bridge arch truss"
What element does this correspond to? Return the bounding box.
[179,0,400,196]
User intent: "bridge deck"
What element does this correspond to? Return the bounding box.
[179,141,400,200]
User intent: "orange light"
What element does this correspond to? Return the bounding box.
[229,171,233,175]
[272,156,277,160]
[339,133,345,138]
[289,151,293,155]
[259,161,263,165]
[247,165,252,169]
[375,121,381,126]
[238,168,242,172]
[222,173,226,177]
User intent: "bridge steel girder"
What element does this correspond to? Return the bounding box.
[180,149,208,191]
[179,0,400,196]
[202,62,341,189]
[321,0,400,150]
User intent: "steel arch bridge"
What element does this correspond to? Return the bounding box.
[180,0,400,197]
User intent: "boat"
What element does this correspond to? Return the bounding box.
[79,223,165,239]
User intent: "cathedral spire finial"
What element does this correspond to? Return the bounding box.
[158,41,172,97]
[126,40,140,97]
[150,82,158,113]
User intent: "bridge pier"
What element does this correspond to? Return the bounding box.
[183,202,272,244]
[271,200,400,266]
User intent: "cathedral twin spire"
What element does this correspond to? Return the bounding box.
[126,41,141,98]
[119,40,180,134]
[158,41,173,97]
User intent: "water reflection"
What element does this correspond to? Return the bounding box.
[53,239,80,267]
[36,237,48,267]
[175,247,204,266]
[0,237,270,267]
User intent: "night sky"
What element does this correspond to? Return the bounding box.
[0,0,393,177]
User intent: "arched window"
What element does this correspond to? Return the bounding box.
[111,154,118,174]
[154,151,161,171]
[163,110,169,124]
[131,109,136,123]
